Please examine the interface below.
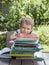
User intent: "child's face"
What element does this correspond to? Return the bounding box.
[20,23,32,34]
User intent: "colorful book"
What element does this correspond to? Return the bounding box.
[10,38,43,57]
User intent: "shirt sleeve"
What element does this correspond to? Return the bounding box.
[13,29,20,35]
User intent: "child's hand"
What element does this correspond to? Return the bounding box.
[10,33,26,39]
[10,34,18,39]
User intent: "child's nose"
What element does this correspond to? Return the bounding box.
[24,29,27,33]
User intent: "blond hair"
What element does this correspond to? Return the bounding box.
[20,16,34,28]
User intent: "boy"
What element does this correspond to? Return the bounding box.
[0,16,39,55]
[10,16,39,39]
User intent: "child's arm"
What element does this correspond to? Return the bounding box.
[17,33,39,39]
[10,33,25,39]
[10,33,39,40]
[25,33,39,39]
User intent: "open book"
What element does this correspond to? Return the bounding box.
[0,47,11,55]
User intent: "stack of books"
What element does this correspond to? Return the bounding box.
[10,38,43,57]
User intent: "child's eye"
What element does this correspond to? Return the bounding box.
[27,28,30,30]
[22,27,25,29]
